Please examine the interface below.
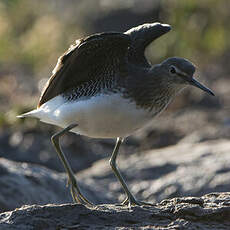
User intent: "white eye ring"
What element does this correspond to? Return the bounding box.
[169,66,176,75]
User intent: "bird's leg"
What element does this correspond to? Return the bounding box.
[110,137,154,207]
[109,138,140,206]
[51,124,93,206]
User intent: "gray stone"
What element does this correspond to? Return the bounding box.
[79,139,230,203]
[0,192,229,229]
[0,158,107,212]
[1,139,230,216]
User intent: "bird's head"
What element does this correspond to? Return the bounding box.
[159,57,214,96]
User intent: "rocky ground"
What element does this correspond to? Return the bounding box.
[0,192,230,229]
[0,137,230,229]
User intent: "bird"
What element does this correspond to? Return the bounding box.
[17,22,215,207]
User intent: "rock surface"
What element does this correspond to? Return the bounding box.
[0,192,230,229]
[0,158,109,213]
[79,139,230,204]
[1,139,230,213]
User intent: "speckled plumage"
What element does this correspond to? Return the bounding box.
[38,33,130,107]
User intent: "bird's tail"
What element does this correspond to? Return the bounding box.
[17,109,42,119]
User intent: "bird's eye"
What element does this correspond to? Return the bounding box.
[169,66,176,75]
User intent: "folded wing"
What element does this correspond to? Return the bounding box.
[38,33,131,107]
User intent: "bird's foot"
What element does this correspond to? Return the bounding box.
[67,175,94,207]
[121,196,154,207]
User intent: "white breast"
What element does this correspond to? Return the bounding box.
[30,93,153,138]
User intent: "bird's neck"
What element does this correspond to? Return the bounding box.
[122,68,187,113]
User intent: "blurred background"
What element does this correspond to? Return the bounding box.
[0,0,230,210]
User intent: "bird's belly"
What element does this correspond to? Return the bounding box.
[43,93,152,138]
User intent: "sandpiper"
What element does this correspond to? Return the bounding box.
[18,23,214,206]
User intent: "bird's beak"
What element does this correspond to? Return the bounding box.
[189,78,215,96]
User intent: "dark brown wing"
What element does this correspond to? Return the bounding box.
[125,23,171,67]
[38,32,131,107]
